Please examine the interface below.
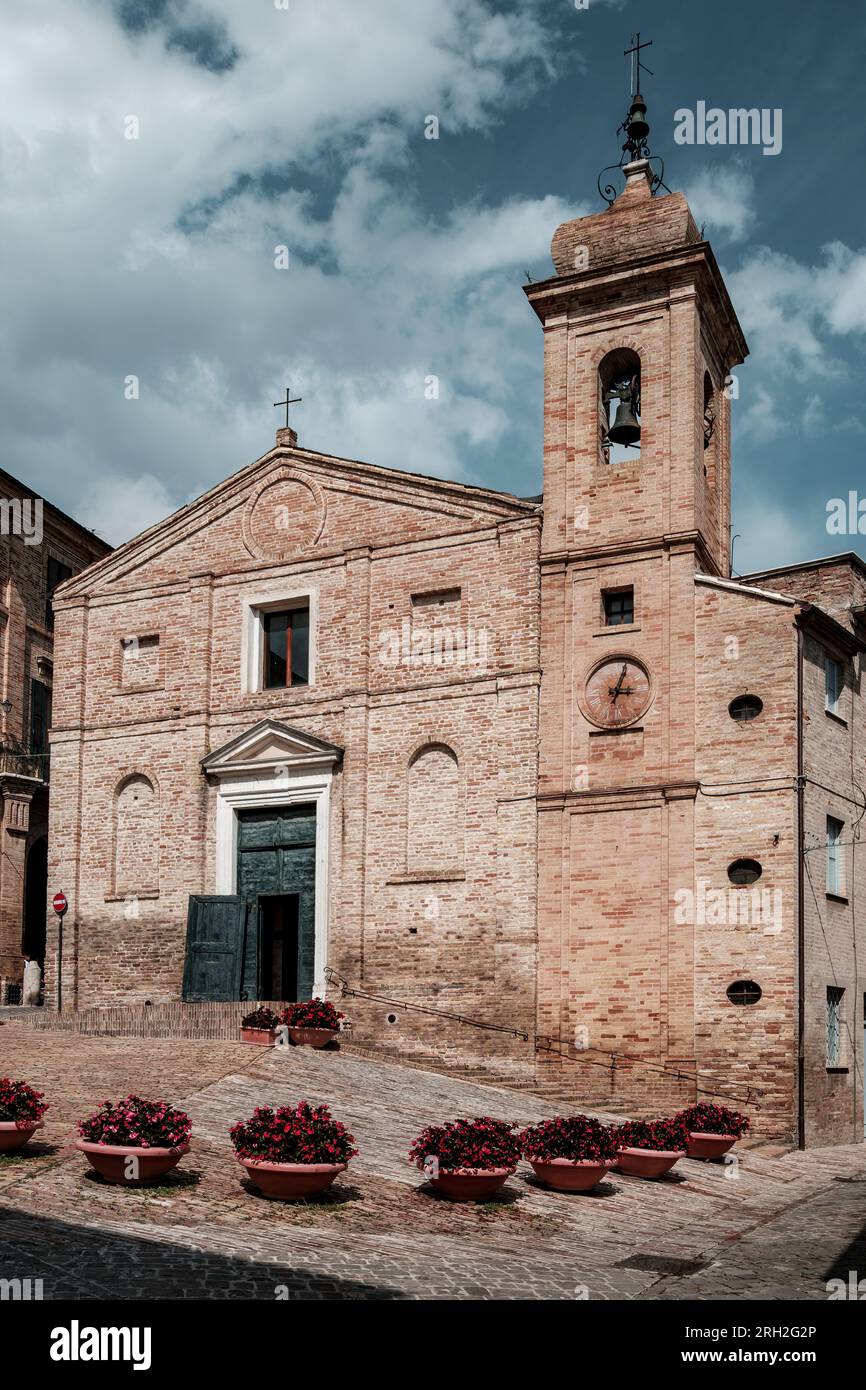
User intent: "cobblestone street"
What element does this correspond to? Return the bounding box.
[1,1022,864,1301]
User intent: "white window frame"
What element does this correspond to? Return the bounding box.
[240,583,316,694]
[824,654,843,715]
[826,815,845,896]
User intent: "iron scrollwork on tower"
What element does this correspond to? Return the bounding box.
[597,32,671,208]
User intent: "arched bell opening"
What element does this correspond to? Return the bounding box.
[703,370,718,486]
[599,347,641,465]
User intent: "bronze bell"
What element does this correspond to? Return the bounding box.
[608,399,641,447]
[626,94,649,144]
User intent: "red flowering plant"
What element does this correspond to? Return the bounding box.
[614,1116,690,1154]
[241,1007,281,1030]
[0,1078,48,1128]
[675,1101,750,1139]
[408,1117,522,1174]
[78,1095,191,1150]
[230,1101,358,1165]
[281,998,345,1030]
[520,1114,619,1163]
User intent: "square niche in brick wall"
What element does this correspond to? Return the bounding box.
[119,633,162,692]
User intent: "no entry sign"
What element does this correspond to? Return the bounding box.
[52,892,68,917]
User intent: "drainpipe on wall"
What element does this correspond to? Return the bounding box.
[796,620,806,1151]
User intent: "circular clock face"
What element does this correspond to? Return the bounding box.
[582,655,651,729]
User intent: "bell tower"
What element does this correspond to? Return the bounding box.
[527,39,748,1106]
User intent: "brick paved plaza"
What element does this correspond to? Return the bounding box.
[1,1020,864,1301]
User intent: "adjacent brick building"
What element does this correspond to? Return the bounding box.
[0,470,110,999]
[45,159,865,1146]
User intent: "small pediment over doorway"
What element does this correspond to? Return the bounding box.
[201,719,343,779]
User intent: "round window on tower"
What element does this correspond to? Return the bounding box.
[728,859,763,885]
[726,980,762,1006]
[729,694,763,723]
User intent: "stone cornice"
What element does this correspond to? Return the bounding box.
[538,780,700,812]
[525,241,748,369]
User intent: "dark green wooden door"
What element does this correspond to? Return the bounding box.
[236,805,316,1000]
[182,896,248,1001]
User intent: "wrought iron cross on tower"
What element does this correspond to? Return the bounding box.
[624,31,653,99]
[273,386,302,429]
[597,32,669,206]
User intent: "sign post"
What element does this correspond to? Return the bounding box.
[52,892,68,1012]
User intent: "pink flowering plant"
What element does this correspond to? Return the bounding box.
[0,1078,48,1127]
[78,1095,191,1150]
[520,1114,619,1163]
[615,1116,690,1154]
[408,1116,522,1173]
[675,1101,750,1138]
[230,1101,358,1165]
[241,1007,280,1030]
[281,998,345,1030]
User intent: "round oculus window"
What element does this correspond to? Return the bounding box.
[728,858,763,885]
[729,695,763,723]
[727,980,762,1006]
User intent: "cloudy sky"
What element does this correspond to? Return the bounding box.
[2,0,864,572]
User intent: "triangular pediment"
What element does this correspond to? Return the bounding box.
[201,720,343,777]
[57,441,540,600]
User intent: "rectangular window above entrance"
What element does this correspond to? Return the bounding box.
[241,588,316,695]
[263,605,309,688]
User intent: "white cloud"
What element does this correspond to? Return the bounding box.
[728,242,866,380]
[682,166,755,243]
[812,242,866,334]
[0,0,573,543]
[735,385,780,443]
[82,472,180,547]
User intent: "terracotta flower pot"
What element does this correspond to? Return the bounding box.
[687,1131,738,1160]
[76,1140,189,1185]
[429,1168,512,1201]
[288,1027,338,1048]
[528,1157,609,1191]
[238,1156,347,1199]
[0,1119,44,1154]
[240,1026,277,1046]
[617,1146,685,1179]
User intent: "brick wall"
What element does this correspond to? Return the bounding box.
[45,448,542,1077]
[530,172,752,1121]
[0,472,109,982]
[741,559,866,1145]
[693,580,799,1140]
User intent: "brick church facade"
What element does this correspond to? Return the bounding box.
[46,160,865,1147]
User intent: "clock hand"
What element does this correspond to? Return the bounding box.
[609,663,628,700]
